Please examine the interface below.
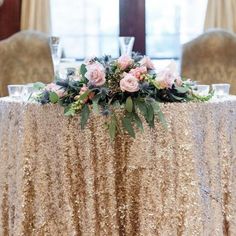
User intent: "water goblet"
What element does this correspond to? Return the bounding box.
[119,36,135,56]
[49,36,61,76]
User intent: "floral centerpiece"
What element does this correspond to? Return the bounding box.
[34,54,211,139]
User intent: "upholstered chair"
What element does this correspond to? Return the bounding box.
[181,29,236,95]
[0,30,54,96]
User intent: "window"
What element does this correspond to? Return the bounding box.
[51,0,207,59]
[146,0,208,58]
[50,0,119,59]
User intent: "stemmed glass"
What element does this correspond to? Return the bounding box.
[119,36,135,56]
[49,36,61,76]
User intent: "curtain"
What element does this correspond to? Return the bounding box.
[21,0,51,34]
[204,0,236,32]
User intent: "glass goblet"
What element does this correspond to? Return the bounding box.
[119,36,135,56]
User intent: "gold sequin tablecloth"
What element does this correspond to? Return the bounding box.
[0,97,236,236]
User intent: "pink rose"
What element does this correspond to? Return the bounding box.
[139,56,155,70]
[117,54,133,70]
[175,76,183,87]
[85,62,106,86]
[155,69,176,89]
[120,74,140,92]
[130,66,147,80]
[45,83,66,98]
[155,61,182,89]
[166,60,183,87]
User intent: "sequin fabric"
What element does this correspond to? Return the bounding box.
[0,97,236,236]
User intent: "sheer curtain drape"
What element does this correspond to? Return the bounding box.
[21,0,51,34]
[204,0,236,32]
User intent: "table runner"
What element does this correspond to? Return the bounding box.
[0,98,236,235]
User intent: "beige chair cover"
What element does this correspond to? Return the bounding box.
[181,29,236,95]
[0,30,54,96]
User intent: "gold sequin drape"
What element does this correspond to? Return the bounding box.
[0,98,236,235]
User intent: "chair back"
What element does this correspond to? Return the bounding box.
[0,30,53,96]
[181,29,236,94]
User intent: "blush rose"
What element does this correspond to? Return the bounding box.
[117,55,133,70]
[120,74,140,92]
[85,62,106,86]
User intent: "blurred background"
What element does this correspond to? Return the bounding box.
[0,0,220,60]
[1,0,236,97]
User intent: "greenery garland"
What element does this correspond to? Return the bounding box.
[34,54,212,139]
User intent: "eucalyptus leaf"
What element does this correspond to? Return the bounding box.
[49,92,59,103]
[122,117,135,138]
[171,94,185,101]
[125,96,133,113]
[133,113,143,132]
[136,101,148,117]
[151,101,161,114]
[80,104,90,129]
[80,64,87,79]
[64,107,76,116]
[92,100,99,113]
[33,82,45,90]
[146,104,154,123]
[176,86,189,94]
[78,90,90,101]
[156,109,167,129]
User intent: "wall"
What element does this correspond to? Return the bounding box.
[0,0,21,40]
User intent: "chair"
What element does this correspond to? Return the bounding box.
[0,30,54,96]
[181,29,236,95]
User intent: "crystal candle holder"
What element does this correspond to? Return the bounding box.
[193,85,210,96]
[212,83,230,97]
[8,85,24,99]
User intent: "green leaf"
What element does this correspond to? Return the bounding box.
[157,110,168,129]
[33,82,45,90]
[122,116,135,138]
[146,104,154,123]
[170,94,185,101]
[49,92,59,103]
[80,104,90,129]
[64,106,76,116]
[150,101,168,129]
[176,86,189,94]
[151,101,161,114]
[80,64,87,79]
[136,101,148,117]
[92,100,99,113]
[133,113,143,132]
[112,100,121,108]
[125,96,133,113]
[108,115,117,140]
[78,90,90,101]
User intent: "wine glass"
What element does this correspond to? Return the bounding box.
[49,36,61,76]
[119,36,135,56]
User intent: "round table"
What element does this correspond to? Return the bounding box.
[0,97,236,235]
